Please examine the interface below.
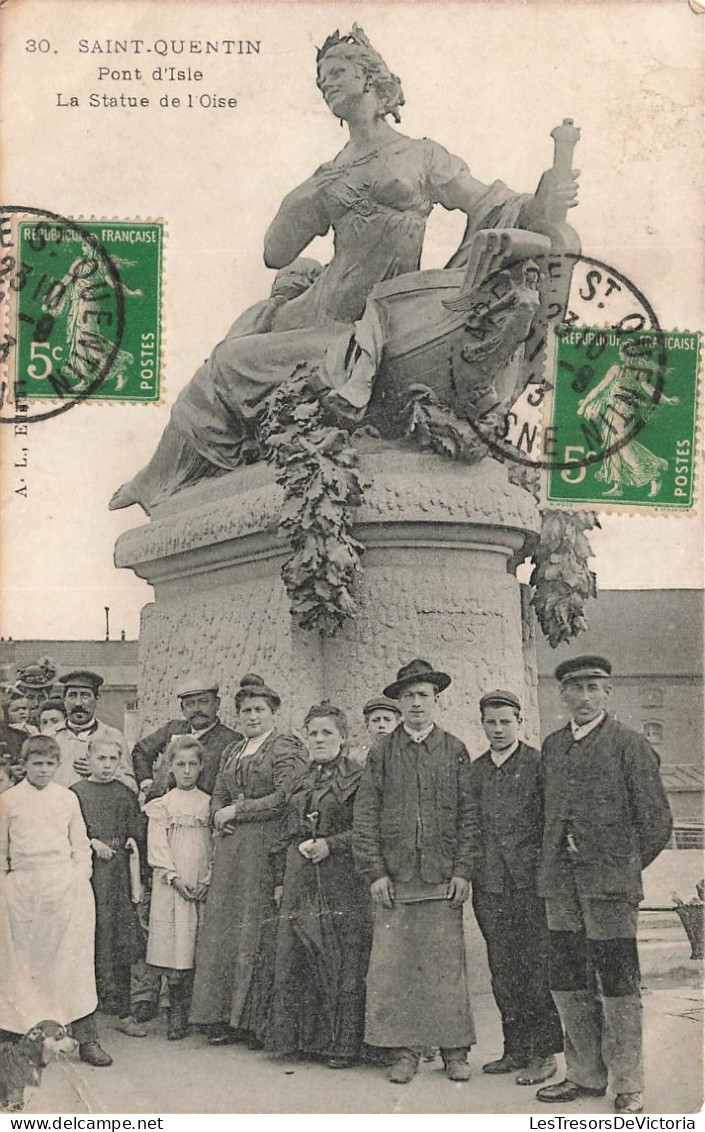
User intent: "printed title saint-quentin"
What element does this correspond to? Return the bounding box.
[77,39,261,55]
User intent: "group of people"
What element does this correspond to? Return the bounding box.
[0,653,672,1115]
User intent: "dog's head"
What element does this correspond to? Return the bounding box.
[23,1021,78,1069]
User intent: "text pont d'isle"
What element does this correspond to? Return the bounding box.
[24,36,263,110]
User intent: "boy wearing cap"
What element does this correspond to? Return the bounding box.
[363,696,402,738]
[55,671,136,793]
[536,656,672,1115]
[469,691,563,1086]
[349,697,402,766]
[353,659,475,1085]
[131,674,240,801]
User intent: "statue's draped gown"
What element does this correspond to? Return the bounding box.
[117,137,524,513]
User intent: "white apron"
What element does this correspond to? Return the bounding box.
[0,780,98,1032]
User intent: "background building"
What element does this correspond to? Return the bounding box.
[2,589,702,840]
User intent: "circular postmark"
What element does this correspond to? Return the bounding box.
[0,205,126,425]
[455,251,669,472]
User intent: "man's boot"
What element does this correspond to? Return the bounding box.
[441,1047,471,1082]
[388,1048,419,1084]
[482,1052,525,1074]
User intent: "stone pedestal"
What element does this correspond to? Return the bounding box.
[114,448,541,751]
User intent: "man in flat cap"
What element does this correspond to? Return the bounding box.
[54,670,136,792]
[536,656,672,1115]
[131,673,240,802]
[353,658,475,1085]
[468,690,563,1086]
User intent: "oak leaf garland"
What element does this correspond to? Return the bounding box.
[260,369,366,636]
[520,509,600,647]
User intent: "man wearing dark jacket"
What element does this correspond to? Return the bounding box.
[469,690,563,1086]
[536,656,672,1115]
[132,673,240,800]
[353,658,475,1086]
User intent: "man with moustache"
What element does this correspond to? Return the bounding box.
[54,670,136,792]
[536,656,672,1115]
[131,673,240,801]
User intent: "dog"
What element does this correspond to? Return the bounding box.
[0,1020,77,1111]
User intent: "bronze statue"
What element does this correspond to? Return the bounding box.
[110,25,578,514]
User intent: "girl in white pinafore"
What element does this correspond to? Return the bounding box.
[144,736,212,1040]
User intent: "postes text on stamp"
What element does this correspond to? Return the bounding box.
[14,218,163,405]
[546,327,700,510]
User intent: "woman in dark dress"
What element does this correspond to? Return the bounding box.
[189,675,306,1046]
[268,703,373,1068]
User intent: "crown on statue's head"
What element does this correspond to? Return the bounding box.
[316,24,378,63]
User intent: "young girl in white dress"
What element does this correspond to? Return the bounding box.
[144,735,212,1040]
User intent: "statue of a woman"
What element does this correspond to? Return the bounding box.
[110,25,577,514]
[576,342,678,498]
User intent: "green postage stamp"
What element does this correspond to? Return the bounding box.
[14,219,163,403]
[545,327,700,511]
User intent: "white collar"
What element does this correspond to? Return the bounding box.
[241,728,274,756]
[490,740,519,768]
[190,719,218,740]
[63,718,98,737]
[402,722,435,744]
[570,711,606,741]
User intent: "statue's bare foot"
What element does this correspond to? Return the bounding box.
[648,478,661,498]
[109,483,141,511]
[603,483,623,497]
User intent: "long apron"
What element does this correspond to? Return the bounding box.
[364,895,475,1050]
[0,861,97,1032]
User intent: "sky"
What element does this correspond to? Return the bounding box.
[1,0,703,641]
